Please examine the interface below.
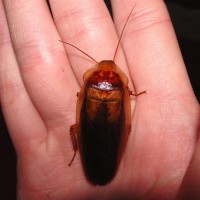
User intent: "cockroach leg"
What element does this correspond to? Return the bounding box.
[68,124,78,166]
[129,89,146,96]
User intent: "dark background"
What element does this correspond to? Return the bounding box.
[0,0,199,199]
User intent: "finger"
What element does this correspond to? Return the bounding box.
[3,0,79,129]
[0,0,47,154]
[112,0,197,101]
[49,0,133,88]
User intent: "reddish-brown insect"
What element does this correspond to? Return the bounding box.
[60,5,146,185]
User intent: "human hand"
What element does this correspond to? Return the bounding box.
[0,0,199,199]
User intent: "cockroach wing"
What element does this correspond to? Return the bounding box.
[75,61,131,185]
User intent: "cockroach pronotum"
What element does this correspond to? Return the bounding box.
[59,5,146,185]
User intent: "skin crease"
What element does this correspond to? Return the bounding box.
[0,0,199,199]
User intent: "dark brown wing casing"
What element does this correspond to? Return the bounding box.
[76,60,131,185]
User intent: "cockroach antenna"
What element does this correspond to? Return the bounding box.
[113,4,136,61]
[59,40,98,64]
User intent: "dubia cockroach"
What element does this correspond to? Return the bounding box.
[60,5,146,185]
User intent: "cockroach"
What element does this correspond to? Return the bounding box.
[60,5,146,185]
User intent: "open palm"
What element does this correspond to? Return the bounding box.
[0,0,199,200]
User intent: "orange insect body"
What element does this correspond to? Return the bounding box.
[61,5,145,185]
[74,61,131,184]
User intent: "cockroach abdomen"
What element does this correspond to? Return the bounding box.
[80,100,125,185]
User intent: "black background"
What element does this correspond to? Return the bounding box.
[0,0,199,199]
